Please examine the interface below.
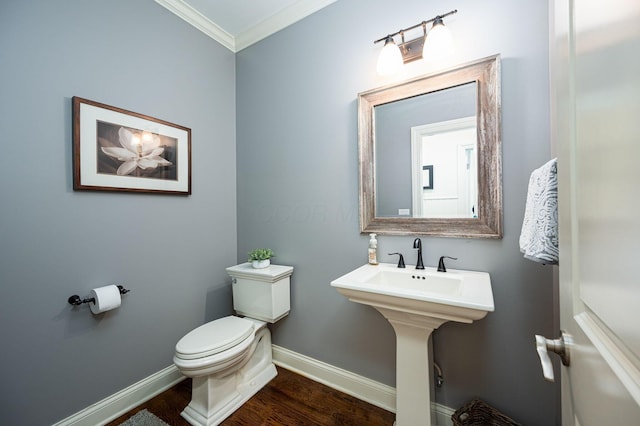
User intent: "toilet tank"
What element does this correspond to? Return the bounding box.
[226,263,293,323]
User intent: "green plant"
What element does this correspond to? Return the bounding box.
[248,248,275,261]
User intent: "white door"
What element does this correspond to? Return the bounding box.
[549,0,640,424]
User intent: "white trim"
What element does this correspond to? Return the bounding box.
[54,346,455,426]
[154,0,337,52]
[52,365,184,426]
[576,311,640,405]
[272,344,397,412]
[273,345,455,425]
[433,402,455,426]
[154,0,235,51]
[235,0,337,52]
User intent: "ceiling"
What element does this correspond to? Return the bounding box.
[154,0,338,52]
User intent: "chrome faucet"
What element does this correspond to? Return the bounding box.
[413,238,425,269]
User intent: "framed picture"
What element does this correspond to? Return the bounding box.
[422,165,433,190]
[72,96,191,195]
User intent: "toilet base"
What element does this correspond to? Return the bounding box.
[180,327,276,426]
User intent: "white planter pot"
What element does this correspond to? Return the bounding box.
[252,259,270,269]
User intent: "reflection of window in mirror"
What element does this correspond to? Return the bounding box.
[374,82,477,218]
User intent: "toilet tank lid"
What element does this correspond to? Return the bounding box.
[175,316,254,359]
[226,263,293,282]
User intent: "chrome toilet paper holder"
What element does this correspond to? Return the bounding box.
[68,285,130,306]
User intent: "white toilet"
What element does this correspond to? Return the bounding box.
[173,262,293,426]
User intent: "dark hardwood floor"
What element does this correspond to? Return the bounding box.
[106,366,395,425]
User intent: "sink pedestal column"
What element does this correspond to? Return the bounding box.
[379,308,449,426]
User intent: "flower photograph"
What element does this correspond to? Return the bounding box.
[96,121,177,180]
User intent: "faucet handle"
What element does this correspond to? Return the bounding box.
[388,253,406,268]
[437,256,458,272]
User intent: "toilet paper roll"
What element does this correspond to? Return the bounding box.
[89,285,122,314]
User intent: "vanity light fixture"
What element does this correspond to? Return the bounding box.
[422,16,455,60]
[374,9,458,76]
[376,36,404,76]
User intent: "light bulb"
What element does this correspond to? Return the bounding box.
[377,36,403,76]
[422,19,454,61]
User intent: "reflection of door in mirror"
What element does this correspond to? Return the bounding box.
[374,82,477,218]
[411,117,477,218]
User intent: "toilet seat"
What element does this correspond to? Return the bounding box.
[175,316,254,360]
[174,316,259,377]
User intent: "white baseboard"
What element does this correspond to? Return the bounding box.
[272,344,455,425]
[52,365,185,426]
[434,402,455,426]
[54,346,455,426]
[272,344,397,412]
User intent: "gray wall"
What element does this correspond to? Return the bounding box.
[0,1,236,424]
[237,0,557,424]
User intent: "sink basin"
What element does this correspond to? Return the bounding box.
[331,262,494,323]
[331,263,494,426]
[366,269,463,294]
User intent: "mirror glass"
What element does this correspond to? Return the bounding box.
[375,82,477,218]
[358,55,502,238]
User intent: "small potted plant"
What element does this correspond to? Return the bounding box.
[248,248,275,269]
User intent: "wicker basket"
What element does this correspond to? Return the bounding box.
[451,399,521,426]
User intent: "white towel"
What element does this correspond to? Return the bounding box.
[519,158,558,265]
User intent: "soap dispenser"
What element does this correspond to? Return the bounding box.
[368,233,379,265]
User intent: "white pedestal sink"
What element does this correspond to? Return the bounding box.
[331,263,494,426]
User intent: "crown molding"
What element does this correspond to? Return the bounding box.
[235,0,337,51]
[155,0,337,53]
[154,0,235,51]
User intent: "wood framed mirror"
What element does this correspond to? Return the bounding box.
[358,54,502,238]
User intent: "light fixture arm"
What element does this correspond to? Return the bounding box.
[373,9,458,45]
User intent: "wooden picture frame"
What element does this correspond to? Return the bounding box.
[72,97,191,195]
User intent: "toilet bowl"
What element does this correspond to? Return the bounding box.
[174,316,276,426]
[173,263,293,426]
